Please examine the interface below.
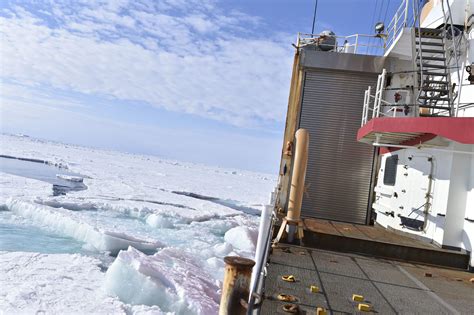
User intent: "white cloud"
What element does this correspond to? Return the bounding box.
[0,0,293,128]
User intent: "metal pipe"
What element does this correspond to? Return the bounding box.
[404,0,409,26]
[377,69,387,117]
[287,129,309,222]
[219,256,255,315]
[362,89,368,125]
[249,205,273,296]
[367,85,372,119]
[455,59,466,116]
[247,210,274,314]
[423,157,435,230]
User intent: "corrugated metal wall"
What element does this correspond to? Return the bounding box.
[297,69,377,224]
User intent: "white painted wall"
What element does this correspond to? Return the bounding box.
[443,144,472,249]
[421,0,473,29]
[374,145,454,246]
[373,143,474,268]
[462,146,474,266]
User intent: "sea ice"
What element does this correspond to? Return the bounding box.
[0,251,127,314]
[106,246,220,314]
[224,226,259,253]
[0,134,275,313]
[6,199,163,255]
[56,174,84,182]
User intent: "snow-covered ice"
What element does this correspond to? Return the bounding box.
[56,174,84,182]
[0,251,127,314]
[0,134,275,314]
[105,247,220,314]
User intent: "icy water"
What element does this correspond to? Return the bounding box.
[70,206,227,251]
[0,157,86,194]
[0,211,84,254]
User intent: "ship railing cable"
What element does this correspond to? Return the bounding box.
[366,0,379,54]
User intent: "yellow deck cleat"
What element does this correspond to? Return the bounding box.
[358,303,371,312]
[316,307,327,315]
[281,275,296,282]
[310,285,319,293]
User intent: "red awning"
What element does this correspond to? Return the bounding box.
[357,117,474,145]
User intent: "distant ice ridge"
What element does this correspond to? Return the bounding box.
[6,199,163,255]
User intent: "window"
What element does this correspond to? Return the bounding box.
[383,155,398,186]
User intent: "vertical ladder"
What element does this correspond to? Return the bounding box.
[414,27,453,116]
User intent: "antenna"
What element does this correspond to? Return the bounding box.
[311,0,319,35]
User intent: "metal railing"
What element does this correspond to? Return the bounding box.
[385,0,421,52]
[385,0,410,49]
[361,69,422,126]
[362,69,394,126]
[441,0,463,116]
[246,205,275,314]
[297,32,385,55]
[360,0,469,125]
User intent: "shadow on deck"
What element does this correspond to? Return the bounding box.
[276,218,470,270]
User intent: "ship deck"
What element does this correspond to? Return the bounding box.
[301,218,470,270]
[260,244,474,314]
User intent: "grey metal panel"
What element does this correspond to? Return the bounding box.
[300,49,391,73]
[298,69,377,224]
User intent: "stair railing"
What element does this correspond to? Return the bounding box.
[441,0,460,116]
[413,0,424,116]
[385,0,412,51]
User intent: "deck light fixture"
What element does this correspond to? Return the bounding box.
[375,22,385,34]
[375,22,387,39]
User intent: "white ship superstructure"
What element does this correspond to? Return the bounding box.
[358,0,474,268]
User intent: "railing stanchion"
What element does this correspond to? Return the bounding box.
[362,89,368,126]
[367,86,372,119]
[403,0,409,27]
[373,75,381,119]
[354,34,359,54]
[377,69,387,117]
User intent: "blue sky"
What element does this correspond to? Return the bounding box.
[0,0,399,173]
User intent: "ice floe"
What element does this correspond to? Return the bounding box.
[0,251,127,314]
[224,226,259,253]
[106,247,220,314]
